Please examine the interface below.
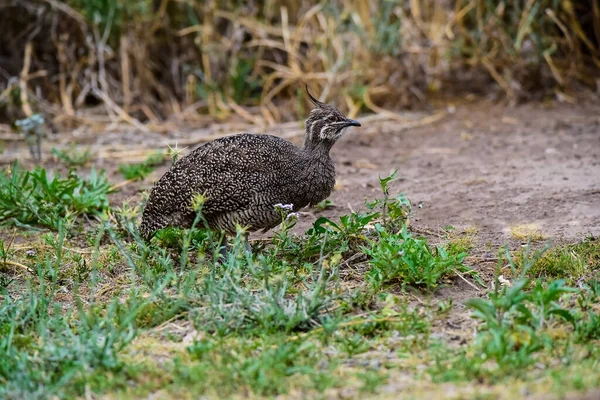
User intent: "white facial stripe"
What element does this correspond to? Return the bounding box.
[308,120,317,141]
[320,125,328,139]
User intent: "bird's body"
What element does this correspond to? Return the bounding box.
[140,133,335,238]
[140,87,360,243]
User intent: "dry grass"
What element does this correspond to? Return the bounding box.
[510,223,546,242]
[0,0,598,131]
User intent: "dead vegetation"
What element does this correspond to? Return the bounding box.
[0,0,599,133]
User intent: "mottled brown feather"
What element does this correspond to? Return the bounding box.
[140,92,360,241]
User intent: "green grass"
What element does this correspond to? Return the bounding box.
[363,224,470,291]
[1,168,600,399]
[520,237,600,282]
[118,151,166,181]
[51,145,93,168]
[0,162,112,230]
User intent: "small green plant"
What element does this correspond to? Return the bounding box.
[464,245,578,375]
[294,170,410,262]
[366,169,411,231]
[314,199,334,211]
[364,225,469,291]
[0,163,112,230]
[52,145,93,167]
[0,226,146,398]
[118,151,165,181]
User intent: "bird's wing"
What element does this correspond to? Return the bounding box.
[156,134,302,216]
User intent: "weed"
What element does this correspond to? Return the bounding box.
[0,163,111,230]
[522,237,600,282]
[447,226,478,254]
[0,229,145,398]
[118,151,165,181]
[364,224,469,291]
[358,370,388,393]
[314,199,334,211]
[14,114,46,161]
[4,161,600,399]
[464,246,578,375]
[180,335,338,396]
[52,145,93,168]
[365,169,411,231]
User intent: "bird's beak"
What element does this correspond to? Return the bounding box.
[343,119,361,128]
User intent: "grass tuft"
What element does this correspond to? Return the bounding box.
[0,162,112,230]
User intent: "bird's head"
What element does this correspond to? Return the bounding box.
[304,86,360,151]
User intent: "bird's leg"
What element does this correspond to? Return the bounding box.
[217,234,228,261]
[243,233,252,255]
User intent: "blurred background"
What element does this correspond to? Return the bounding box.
[0,0,599,131]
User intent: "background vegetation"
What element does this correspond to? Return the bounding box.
[1,0,599,128]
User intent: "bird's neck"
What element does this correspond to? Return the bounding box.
[303,136,334,155]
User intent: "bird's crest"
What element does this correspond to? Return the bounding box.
[306,84,326,108]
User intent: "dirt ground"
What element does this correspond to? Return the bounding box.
[327,99,600,244]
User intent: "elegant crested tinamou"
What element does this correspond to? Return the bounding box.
[140,87,360,251]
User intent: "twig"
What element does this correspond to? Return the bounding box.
[226,98,264,126]
[3,260,33,274]
[455,270,482,292]
[410,226,445,238]
[120,35,132,112]
[13,244,92,254]
[408,293,426,305]
[92,89,150,132]
[19,42,34,117]
[42,0,87,25]
[340,252,363,268]
[109,179,138,191]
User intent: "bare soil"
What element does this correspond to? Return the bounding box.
[327,99,600,243]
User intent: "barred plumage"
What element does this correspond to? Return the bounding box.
[139,87,360,242]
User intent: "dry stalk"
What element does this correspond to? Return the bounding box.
[19,42,33,118]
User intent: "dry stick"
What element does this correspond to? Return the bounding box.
[97,6,113,95]
[120,35,132,112]
[57,41,75,116]
[482,57,512,96]
[409,226,445,238]
[89,6,147,132]
[19,42,34,118]
[0,134,24,141]
[0,71,47,104]
[363,90,448,125]
[92,89,149,132]
[544,51,566,86]
[178,10,293,38]
[150,0,170,34]
[3,260,33,274]
[226,98,264,126]
[42,0,87,25]
[13,244,92,254]
[444,1,476,40]
[455,270,483,292]
[109,178,138,191]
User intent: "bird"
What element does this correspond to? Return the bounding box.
[139,86,360,254]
